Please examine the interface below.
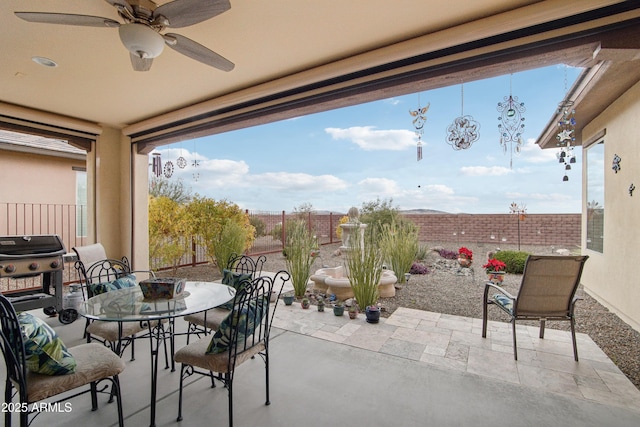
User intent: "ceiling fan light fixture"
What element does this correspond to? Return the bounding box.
[119,23,164,59]
[32,56,58,68]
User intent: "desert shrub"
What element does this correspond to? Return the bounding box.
[249,216,266,237]
[148,196,190,272]
[415,244,429,261]
[335,215,349,240]
[493,250,530,274]
[381,220,419,284]
[285,220,317,298]
[410,262,430,275]
[359,197,400,235]
[346,224,383,309]
[437,248,458,260]
[212,220,247,273]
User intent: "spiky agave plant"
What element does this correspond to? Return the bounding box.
[380,220,419,284]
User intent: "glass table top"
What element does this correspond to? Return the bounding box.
[78,281,235,321]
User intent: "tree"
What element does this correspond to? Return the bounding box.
[149,176,192,204]
[148,196,190,272]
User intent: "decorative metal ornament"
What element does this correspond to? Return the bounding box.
[163,160,174,178]
[497,74,525,168]
[192,142,200,182]
[612,154,621,173]
[629,183,636,196]
[176,156,187,169]
[409,101,429,161]
[446,84,479,150]
[556,66,577,181]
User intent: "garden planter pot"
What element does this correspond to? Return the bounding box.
[333,305,345,316]
[348,309,358,319]
[365,306,380,323]
[487,271,506,283]
[283,295,295,306]
[301,299,310,309]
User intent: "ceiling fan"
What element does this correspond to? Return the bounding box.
[15,0,234,72]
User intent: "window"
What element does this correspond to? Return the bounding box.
[75,170,87,238]
[586,141,604,252]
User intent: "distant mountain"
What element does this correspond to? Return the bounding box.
[400,209,448,214]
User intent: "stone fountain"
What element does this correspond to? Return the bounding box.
[309,207,397,300]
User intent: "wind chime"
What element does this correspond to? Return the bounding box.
[409,97,429,161]
[151,152,162,177]
[446,83,480,150]
[497,74,525,168]
[556,66,577,182]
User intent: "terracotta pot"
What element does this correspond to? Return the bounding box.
[487,271,506,283]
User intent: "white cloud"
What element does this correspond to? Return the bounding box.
[520,138,558,163]
[249,172,348,192]
[325,126,415,151]
[460,166,513,176]
[357,177,400,194]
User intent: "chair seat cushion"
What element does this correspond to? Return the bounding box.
[184,308,230,330]
[175,336,264,374]
[86,319,155,341]
[18,313,77,375]
[206,298,267,354]
[89,273,137,296]
[493,294,514,313]
[26,343,125,402]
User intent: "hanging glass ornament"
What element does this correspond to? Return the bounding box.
[556,66,577,182]
[409,100,429,161]
[192,142,200,182]
[497,74,525,168]
[176,156,187,169]
[446,83,479,150]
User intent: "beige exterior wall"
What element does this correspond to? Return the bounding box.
[581,79,640,331]
[0,149,84,205]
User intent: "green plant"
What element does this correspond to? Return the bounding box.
[148,196,190,272]
[482,258,507,273]
[381,220,419,284]
[346,223,384,310]
[284,220,316,298]
[359,197,400,235]
[415,244,429,261]
[249,215,267,237]
[211,220,247,274]
[493,250,530,274]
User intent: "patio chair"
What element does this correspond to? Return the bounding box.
[0,293,125,427]
[482,255,589,361]
[75,258,166,364]
[174,270,290,427]
[183,253,266,343]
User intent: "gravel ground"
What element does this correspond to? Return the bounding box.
[169,242,640,391]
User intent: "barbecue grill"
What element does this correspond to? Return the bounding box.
[0,234,66,315]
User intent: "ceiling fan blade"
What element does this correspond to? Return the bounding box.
[15,12,120,28]
[164,33,234,71]
[129,53,153,72]
[155,0,231,28]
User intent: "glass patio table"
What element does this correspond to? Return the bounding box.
[78,281,236,427]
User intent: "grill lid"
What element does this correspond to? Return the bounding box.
[0,235,66,258]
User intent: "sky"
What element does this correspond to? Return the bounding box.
[150,65,582,214]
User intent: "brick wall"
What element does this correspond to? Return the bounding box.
[248,211,581,248]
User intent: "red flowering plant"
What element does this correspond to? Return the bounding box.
[482,258,507,273]
[458,247,473,260]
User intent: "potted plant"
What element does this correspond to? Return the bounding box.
[284,219,317,298]
[482,258,507,283]
[457,247,473,268]
[283,293,295,306]
[346,223,384,321]
[365,305,381,323]
[301,297,310,309]
[348,304,358,319]
[333,300,344,316]
[317,296,325,312]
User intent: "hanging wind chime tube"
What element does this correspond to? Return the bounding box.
[446,83,480,150]
[152,152,162,177]
[496,73,525,169]
[556,65,577,182]
[192,141,200,182]
[409,95,429,161]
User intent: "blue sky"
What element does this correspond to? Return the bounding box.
[152,65,582,214]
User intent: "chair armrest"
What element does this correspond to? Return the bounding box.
[484,282,515,300]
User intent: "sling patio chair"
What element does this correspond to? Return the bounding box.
[174,270,290,427]
[0,293,125,427]
[482,254,589,361]
[183,253,266,343]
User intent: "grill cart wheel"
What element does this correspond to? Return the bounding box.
[59,308,78,324]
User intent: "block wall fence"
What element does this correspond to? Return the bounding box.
[249,212,581,249]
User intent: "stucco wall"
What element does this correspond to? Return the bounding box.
[581,79,640,331]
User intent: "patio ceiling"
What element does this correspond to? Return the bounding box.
[1,1,639,152]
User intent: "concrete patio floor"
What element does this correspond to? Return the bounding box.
[7,296,640,427]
